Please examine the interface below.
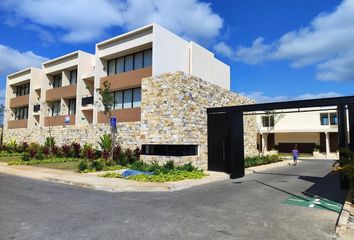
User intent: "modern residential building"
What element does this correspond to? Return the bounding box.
[3,23,257,169]
[257,108,339,158]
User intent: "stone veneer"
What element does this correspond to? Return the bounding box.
[140,71,258,170]
[3,122,140,150]
[3,71,257,170]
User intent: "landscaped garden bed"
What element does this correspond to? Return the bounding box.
[101,161,206,183]
[244,155,282,168]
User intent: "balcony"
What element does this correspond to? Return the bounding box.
[82,96,94,106]
[9,95,29,108]
[46,85,77,102]
[100,67,152,91]
[97,108,141,123]
[44,114,76,126]
[7,119,28,129]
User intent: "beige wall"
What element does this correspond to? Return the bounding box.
[257,108,338,133]
[274,132,320,145]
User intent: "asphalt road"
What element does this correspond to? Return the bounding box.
[0,159,347,240]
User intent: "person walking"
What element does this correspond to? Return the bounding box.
[292,145,299,166]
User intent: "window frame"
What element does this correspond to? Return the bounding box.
[14,106,28,120]
[51,101,61,117]
[320,113,329,125]
[68,98,76,115]
[106,49,152,76]
[69,69,77,85]
[52,74,62,88]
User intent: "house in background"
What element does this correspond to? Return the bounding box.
[257,107,339,158]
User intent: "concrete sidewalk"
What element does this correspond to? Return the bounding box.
[0,159,296,192]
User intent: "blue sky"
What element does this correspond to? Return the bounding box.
[0,0,353,103]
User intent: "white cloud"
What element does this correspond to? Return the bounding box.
[122,0,223,44]
[1,0,223,44]
[240,91,342,103]
[0,44,48,74]
[215,0,354,81]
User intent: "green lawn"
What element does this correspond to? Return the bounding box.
[34,161,79,172]
[0,156,79,172]
[0,156,21,163]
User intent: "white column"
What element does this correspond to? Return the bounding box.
[325,132,330,158]
[261,133,267,153]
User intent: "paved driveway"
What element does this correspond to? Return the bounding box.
[0,159,347,240]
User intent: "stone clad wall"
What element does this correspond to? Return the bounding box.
[140,71,257,169]
[3,71,257,170]
[3,122,140,150]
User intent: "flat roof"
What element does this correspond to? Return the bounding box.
[96,24,154,48]
[208,95,354,113]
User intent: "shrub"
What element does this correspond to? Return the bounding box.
[81,144,95,160]
[35,151,45,160]
[27,142,40,158]
[101,150,110,161]
[125,149,136,164]
[176,163,197,172]
[91,160,104,171]
[71,142,81,158]
[61,144,71,158]
[6,139,17,153]
[163,160,175,170]
[17,142,29,153]
[42,146,50,158]
[113,145,122,162]
[117,153,128,166]
[133,147,141,159]
[21,152,31,161]
[99,134,112,152]
[78,160,88,172]
[44,137,55,149]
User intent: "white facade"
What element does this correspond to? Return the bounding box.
[5,23,231,131]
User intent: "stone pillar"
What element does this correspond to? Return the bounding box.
[325,132,330,158]
[261,133,267,153]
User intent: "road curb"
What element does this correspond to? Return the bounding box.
[336,188,353,234]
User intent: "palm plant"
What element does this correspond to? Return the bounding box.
[98,134,112,162]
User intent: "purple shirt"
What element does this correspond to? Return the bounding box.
[292,149,299,157]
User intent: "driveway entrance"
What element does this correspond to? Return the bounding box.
[207,96,354,181]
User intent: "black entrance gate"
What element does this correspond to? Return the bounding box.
[207,96,354,185]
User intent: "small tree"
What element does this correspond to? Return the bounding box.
[40,101,67,155]
[96,81,115,164]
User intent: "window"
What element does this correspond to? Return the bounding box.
[68,98,76,115]
[262,116,274,127]
[124,55,134,72]
[330,112,338,125]
[143,49,152,67]
[321,112,338,125]
[114,91,123,109]
[320,113,329,125]
[16,83,30,96]
[134,52,143,69]
[14,106,28,120]
[52,74,62,88]
[69,70,77,85]
[113,88,141,110]
[116,57,124,73]
[108,59,116,76]
[123,89,133,108]
[106,48,152,75]
[51,101,61,116]
[132,88,141,108]
[141,144,198,156]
